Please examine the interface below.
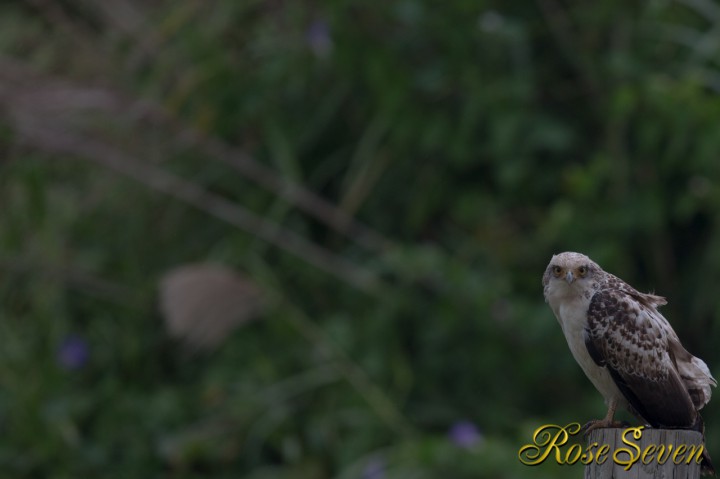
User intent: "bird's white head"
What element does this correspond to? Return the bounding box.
[542,252,602,301]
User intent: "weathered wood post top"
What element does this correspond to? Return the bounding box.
[584,427,705,479]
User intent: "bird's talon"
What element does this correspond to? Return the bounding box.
[581,419,626,437]
[581,421,598,437]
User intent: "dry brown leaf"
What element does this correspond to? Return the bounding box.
[159,263,265,351]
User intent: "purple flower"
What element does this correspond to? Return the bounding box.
[306,19,333,58]
[363,456,385,479]
[448,420,483,448]
[57,335,89,370]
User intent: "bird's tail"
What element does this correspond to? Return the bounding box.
[694,415,715,476]
[701,447,715,477]
[672,342,717,410]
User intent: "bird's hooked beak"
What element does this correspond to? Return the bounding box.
[565,271,574,284]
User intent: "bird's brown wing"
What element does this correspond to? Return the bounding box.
[584,289,700,429]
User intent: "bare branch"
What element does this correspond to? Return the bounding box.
[16,125,379,293]
[0,55,391,254]
[148,108,392,253]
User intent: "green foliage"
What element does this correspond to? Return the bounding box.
[1,0,720,477]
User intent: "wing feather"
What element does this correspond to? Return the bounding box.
[585,289,701,429]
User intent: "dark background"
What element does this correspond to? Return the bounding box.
[1,1,720,478]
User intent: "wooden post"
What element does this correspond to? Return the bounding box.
[584,428,704,479]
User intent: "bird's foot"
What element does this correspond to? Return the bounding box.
[581,419,629,437]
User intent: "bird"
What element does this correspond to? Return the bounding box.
[543,252,716,475]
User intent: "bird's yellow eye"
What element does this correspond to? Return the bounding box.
[552,266,562,277]
[578,265,588,277]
